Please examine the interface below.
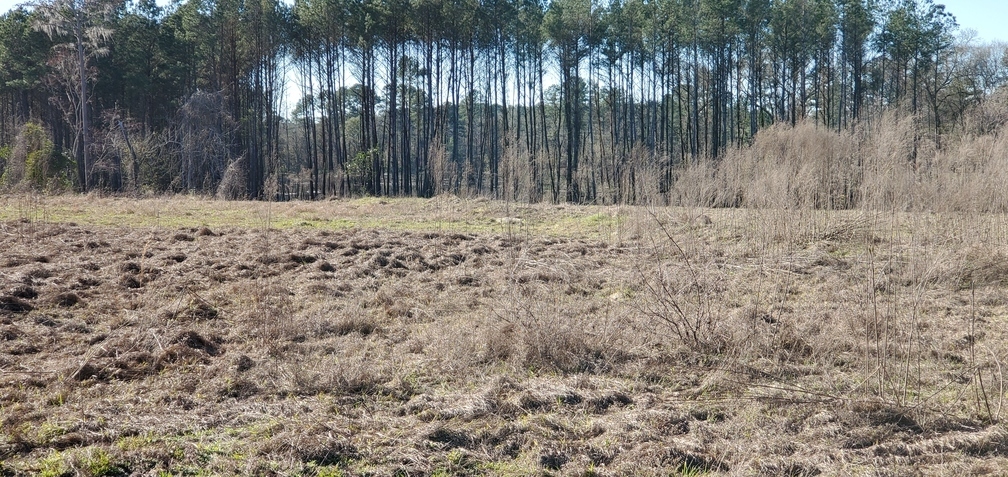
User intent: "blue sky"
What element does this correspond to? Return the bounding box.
[0,0,1004,43]
[939,0,1007,43]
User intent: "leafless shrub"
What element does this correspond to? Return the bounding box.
[665,102,1008,213]
[216,157,247,200]
[634,208,724,350]
[282,353,388,396]
[668,158,722,208]
[517,308,608,373]
[173,90,237,193]
[493,274,622,374]
[960,86,1008,136]
[0,130,28,189]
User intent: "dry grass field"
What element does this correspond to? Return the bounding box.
[2,193,1008,476]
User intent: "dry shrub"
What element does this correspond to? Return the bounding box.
[669,101,1008,213]
[633,211,726,351]
[516,308,608,373]
[741,311,833,371]
[857,112,932,211]
[304,301,378,337]
[668,158,722,208]
[1,129,28,189]
[496,281,621,374]
[164,295,218,321]
[752,122,860,209]
[419,317,501,375]
[478,322,517,365]
[174,90,236,193]
[216,157,247,200]
[918,125,1008,213]
[428,134,449,196]
[961,250,1008,288]
[281,352,388,396]
[499,141,538,203]
[232,282,298,344]
[670,122,860,209]
[961,86,1008,137]
[619,146,666,205]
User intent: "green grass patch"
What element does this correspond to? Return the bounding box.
[0,195,637,239]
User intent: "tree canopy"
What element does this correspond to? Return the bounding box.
[0,0,1005,203]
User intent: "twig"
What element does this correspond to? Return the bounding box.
[150,330,165,352]
[982,343,1004,422]
[0,368,58,375]
[742,381,846,404]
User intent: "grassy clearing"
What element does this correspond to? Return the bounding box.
[1,194,1008,475]
[0,194,636,240]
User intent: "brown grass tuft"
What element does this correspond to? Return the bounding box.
[0,295,33,313]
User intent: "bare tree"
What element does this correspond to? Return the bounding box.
[32,0,114,191]
[174,90,237,193]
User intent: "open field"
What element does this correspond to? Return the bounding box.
[2,194,1008,475]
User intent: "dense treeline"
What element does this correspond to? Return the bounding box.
[0,0,1006,204]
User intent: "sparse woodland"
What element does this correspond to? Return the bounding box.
[0,0,1006,207]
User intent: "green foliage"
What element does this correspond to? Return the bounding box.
[0,145,9,179]
[38,450,70,477]
[0,7,50,93]
[315,467,345,477]
[677,462,707,477]
[81,448,115,476]
[0,123,72,191]
[21,123,72,191]
[347,147,377,195]
[95,0,185,132]
[76,445,127,475]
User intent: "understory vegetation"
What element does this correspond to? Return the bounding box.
[1,196,1007,475]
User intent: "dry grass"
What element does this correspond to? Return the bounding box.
[1,195,1008,475]
[668,108,1008,214]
